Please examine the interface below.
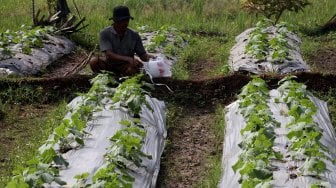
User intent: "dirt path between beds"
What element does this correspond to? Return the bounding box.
[157,104,220,188]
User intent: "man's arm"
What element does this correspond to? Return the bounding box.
[134,32,156,62]
[139,53,155,62]
[104,50,134,64]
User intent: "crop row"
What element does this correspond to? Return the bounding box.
[231,77,334,187]
[233,77,282,188]
[0,25,55,57]
[245,19,291,62]
[278,77,332,187]
[138,25,188,58]
[6,73,153,188]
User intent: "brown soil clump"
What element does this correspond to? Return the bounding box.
[308,48,336,74]
[189,59,219,80]
[42,50,91,78]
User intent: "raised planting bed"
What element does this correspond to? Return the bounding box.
[6,74,167,188]
[229,20,309,74]
[220,76,336,188]
[0,25,74,77]
[138,25,189,78]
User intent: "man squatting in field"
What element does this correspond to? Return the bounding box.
[89,5,154,76]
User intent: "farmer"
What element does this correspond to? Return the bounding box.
[89,5,154,76]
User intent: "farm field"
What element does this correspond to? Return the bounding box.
[1,0,336,187]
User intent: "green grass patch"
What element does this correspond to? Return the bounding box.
[0,101,67,187]
[210,38,235,77]
[0,86,45,104]
[1,0,335,44]
[172,36,232,79]
[195,156,223,188]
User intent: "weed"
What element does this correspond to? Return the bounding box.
[172,36,232,79]
[0,101,67,187]
[0,85,45,104]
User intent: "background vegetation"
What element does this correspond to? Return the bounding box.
[1,0,335,79]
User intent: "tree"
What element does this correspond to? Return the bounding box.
[32,0,70,25]
[240,0,310,24]
[47,0,70,20]
[31,0,87,34]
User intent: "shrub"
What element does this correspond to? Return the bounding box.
[240,0,310,24]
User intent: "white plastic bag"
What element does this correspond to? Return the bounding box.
[143,55,172,78]
[0,68,16,76]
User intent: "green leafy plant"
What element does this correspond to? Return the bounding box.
[72,172,90,188]
[278,76,332,185]
[245,19,291,63]
[91,74,154,187]
[240,0,311,24]
[0,25,55,58]
[140,25,189,57]
[233,77,281,187]
[112,74,152,116]
[91,120,151,187]
[234,76,333,187]
[6,73,117,187]
[7,73,155,187]
[310,181,331,188]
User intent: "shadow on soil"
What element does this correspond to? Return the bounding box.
[2,72,336,104]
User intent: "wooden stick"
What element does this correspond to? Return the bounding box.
[63,45,97,76]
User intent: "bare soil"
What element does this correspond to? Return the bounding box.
[189,59,219,80]
[307,48,336,74]
[41,49,91,78]
[157,105,218,188]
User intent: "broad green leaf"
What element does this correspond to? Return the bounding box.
[54,177,67,185]
[5,178,29,188]
[53,155,69,167]
[41,173,54,184]
[232,159,244,172]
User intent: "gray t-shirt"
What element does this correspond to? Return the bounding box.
[99,26,146,59]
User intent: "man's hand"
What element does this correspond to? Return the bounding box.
[147,53,156,59]
[127,56,135,65]
[140,53,156,62]
[128,56,143,68]
[105,50,136,64]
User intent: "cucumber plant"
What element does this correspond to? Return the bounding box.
[0,25,55,58]
[6,73,117,187]
[245,19,291,63]
[83,74,154,187]
[139,25,189,58]
[232,77,282,188]
[231,76,333,187]
[278,77,332,187]
[7,73,155,187]
[91,119,151,187]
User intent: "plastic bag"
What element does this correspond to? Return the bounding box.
[143,55,172,78]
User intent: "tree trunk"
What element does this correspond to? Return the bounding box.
[57,0,70,21]
[320,13,336,34]
[32,0,36,25]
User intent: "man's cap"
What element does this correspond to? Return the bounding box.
[110,5,134,21]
